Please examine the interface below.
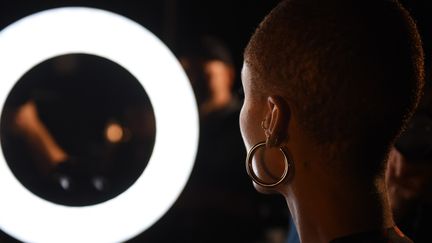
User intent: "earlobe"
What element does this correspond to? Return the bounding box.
[265,96,290,147]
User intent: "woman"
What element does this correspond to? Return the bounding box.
[239,0,424,242]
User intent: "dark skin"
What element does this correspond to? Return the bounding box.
[240,63,395,243]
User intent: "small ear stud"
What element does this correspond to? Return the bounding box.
[261,120,267,130]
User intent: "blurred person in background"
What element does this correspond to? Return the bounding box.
[386,90,432,243]
[1,54,156,206]
[134,36,289,243]
[386,1,432,242]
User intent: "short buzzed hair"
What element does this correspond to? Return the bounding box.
[245,0,424,176]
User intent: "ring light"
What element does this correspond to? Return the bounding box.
[0,7,199,243]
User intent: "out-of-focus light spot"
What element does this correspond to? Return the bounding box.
[92,176,107,192]
[59,176,71,190]
[105,122,124,143]
[0,7,199,243]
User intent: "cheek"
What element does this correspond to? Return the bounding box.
[239,105,249,149]
[240,101,263,150]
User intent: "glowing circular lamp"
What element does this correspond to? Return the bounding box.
[0,7,199,243]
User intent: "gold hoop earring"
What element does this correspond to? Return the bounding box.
[245,141,291,188]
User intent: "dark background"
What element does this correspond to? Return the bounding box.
[0,0,282,91]
[0,0,283,242]
[0,0,431,242]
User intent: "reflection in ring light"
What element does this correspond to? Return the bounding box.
[106,122,126,143]
[0,7,199,243]
[2,53,157,206]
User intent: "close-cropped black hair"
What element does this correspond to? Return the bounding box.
[244,0,424,177]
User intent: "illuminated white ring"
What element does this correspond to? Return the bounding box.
[0,7,199,243]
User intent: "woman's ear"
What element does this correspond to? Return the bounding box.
[264,96,291,147]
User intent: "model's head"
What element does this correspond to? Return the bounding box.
[241,0,424,188]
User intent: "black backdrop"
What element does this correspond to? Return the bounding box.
[0,0,431,242]
[0,0,281,91]
[0,1,283,242]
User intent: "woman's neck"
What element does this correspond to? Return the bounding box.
[284,169,394,243]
